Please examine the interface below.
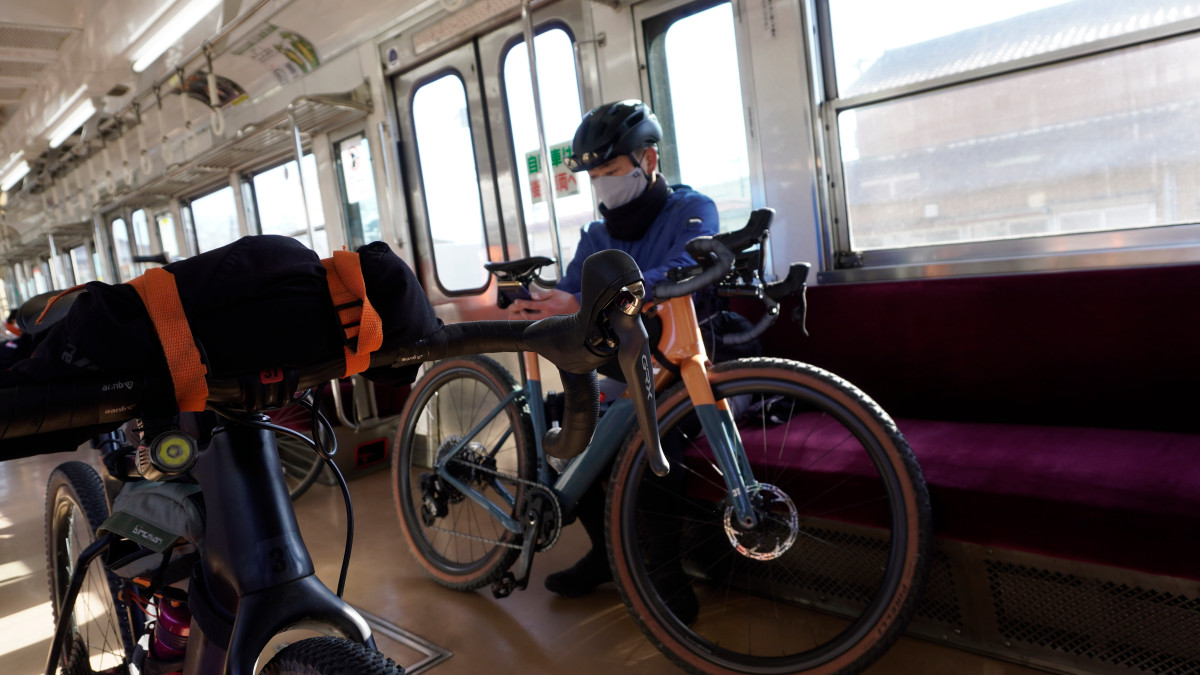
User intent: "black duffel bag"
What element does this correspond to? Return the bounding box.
[0,235,441,461]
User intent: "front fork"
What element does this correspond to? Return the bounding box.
[680,356,760,529]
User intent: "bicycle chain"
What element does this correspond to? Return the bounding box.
[425,460,562,551]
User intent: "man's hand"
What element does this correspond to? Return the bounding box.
[507,288,580,320]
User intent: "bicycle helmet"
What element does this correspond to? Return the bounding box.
[565,100,662,172]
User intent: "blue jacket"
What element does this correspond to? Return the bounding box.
[558,186,719,301]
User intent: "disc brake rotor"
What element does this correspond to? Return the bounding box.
[723,483,799,561]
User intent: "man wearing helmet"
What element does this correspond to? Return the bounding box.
[508,100,715,622]
[507,99,718,319]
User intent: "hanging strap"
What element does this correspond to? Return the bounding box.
[322,250,383,378]
[128,268,209,412]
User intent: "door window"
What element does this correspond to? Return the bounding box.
[645,1,752,231]
[412,73,489,292]
[502,27,590,272]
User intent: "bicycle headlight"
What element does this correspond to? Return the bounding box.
[138,431,199,479]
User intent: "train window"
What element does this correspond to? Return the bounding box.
[31,265,47,295]
[502,27,591,272]
[54,252,75,287]
[110,218,135,282]
[335,133,382,250]
[189,186,240,253]
[644,1,752,231]
[412,73,489,291]
[820,0,1200,272]
[156,212,181,260]
[250,154,329,257]
[131,210,152,257]
[70,245,97,283]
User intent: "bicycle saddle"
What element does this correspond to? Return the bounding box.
[484,256,555,280]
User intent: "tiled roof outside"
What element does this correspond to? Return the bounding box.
[844,0,1200,97]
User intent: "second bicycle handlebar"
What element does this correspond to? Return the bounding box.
[651,208,808,346]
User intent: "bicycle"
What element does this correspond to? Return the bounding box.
[5,245,660,675]
[392,210,934,675]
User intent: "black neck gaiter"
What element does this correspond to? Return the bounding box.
[601,174,671,241]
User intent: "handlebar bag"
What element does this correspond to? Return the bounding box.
[0,236,441,460]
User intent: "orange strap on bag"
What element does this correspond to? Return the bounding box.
[322,250,383,378]
[128,268,209,412]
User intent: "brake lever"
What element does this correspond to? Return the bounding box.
[519,249,665,474]
[608,307,668,476]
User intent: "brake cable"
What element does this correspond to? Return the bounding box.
[213,393,355,598]
[293,387,354,598]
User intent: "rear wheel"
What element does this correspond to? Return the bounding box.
[260,636,404,674]
[393,356,537,590]
[608,358,932,674]
[45,461,138,674]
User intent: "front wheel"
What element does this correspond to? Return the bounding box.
[260,636,404,674]
[607,358,932,674]
[45,461,139,674]
[392,356,537,590]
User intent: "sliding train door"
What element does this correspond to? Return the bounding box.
[391,2,595,322]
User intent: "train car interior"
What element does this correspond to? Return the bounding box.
[0,0,1196,673]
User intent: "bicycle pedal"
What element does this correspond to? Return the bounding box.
[492,572,517,599]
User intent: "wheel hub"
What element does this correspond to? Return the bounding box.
[435,437,494,492]
[723,483,798,561]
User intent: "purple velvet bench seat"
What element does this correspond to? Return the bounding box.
[749,262,1200,583]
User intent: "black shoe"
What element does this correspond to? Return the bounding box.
[544,549,612,597]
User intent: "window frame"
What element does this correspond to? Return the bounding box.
[641,0,733,187]
[184,183,242,255]
[244,153,325,238]
[333,129,383,251]
[812,0,1200,281]
[153,209,182,261]
[638,0,757,234]
[108,216,135,283]
[409,67,494,295]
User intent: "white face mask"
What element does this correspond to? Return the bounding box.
[591,167,648,210]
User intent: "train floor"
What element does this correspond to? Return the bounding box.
[1,448,1047,675]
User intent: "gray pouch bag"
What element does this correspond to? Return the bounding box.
[98,480,204,581]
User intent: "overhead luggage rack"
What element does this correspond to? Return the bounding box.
[128,90,373,203]
[0,91,371,270]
